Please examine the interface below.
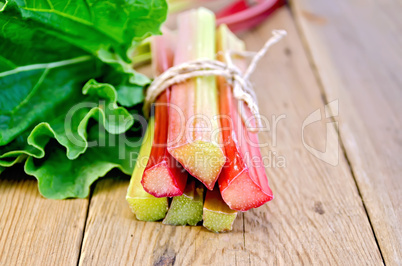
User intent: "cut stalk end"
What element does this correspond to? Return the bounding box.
[142,161,187,197]
[203,186,238,233]
[169,141,225,190]
[163,179,204,226]
[221,170,273,211]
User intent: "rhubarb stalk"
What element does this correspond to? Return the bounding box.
[217,25,273,211]
[163,179,204,226]
[126,117,168,221]
[141,35,188,198]
[203,186,237,233]
[168,8,225,190]
[216,0,285,32]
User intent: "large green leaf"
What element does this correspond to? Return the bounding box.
[0,0,162,139]
[0,0,165,146]
[0,76,146,199]
[0,0,167,198]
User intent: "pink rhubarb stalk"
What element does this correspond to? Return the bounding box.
[141,35,188,197]
[167,8,225,190]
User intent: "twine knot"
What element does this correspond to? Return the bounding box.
[144,30,287,132]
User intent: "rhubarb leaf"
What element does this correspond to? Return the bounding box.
[99,49,149,106]
[25,125,142,199]
[0,0,166,147]
[0,1,86,70]
[6,0,167,61]
[0,56,100,146]
[0,77,135,164]
[0,0,167,198]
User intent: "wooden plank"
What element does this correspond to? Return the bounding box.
[0,167,88,266]
[79,8,382,265]
[291,1,402,264]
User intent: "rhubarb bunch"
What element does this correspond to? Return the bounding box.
[127,8,276,233]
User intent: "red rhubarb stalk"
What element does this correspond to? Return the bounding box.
[216,0,285,32]
[217,25,273,211]
[167,8,225,190]
[141,35,188,197]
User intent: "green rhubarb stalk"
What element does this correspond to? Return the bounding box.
[167,0,194,13]
[203,186,237,233]
[126,116,168,221]
[132,38,151,67]
[168,8,225,190]
[162,179,204,226]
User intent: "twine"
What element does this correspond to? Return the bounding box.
[144,30,287,131]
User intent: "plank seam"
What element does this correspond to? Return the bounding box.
[289,6,386,264]
[76,187,94,266]
[338,133,386,265]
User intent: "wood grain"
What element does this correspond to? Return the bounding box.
[0,167,88,266]
[78,8,382,265]
[291,1,402,264]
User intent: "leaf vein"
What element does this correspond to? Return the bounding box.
[0,55,92,77]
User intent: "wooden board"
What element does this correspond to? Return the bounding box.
[0,167,88,266]
[77,8,383,265]
[78,178,246,265]
[291,1,402,264]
